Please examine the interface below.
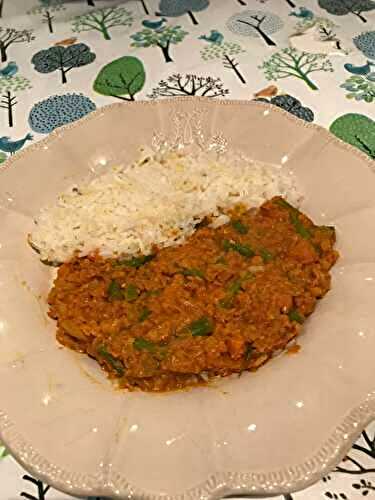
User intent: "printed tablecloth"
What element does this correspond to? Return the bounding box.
[0,0,374,498]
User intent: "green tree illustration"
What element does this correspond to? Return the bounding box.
[318,0,375,23]
[340,75,375,102]
[28,0,65,34]
[0,75,31,127]
[330,113,375,158]
[0,440,8,458]
[259,47,333,91]
[93,56,145,101]
[0,27,34,63]
[72,7,133,40]
[131,25,188,63]
[31,43,96,84]
[156,0,209,25]
[201,41,246,84]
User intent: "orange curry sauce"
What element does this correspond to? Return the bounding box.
[48,197,338,391]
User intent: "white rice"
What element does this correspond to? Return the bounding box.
[30,147,300,263]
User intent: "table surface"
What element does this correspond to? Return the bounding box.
[0,0,374,498]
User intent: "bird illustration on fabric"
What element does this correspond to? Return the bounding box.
[142,18,167,30]
[289,7,314,20]
[0,61,18,78]
[54,37,78,46]
[254,85,279,98]
[198,30,224,44]
[0,133,33,154]
[344,60,375,76]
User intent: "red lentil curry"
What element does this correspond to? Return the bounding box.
[48,197,338,392]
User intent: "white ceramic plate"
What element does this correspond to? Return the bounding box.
[0,98,374,499]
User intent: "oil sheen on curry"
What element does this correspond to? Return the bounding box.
[48,197,338,392]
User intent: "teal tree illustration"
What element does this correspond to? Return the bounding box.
[0,75,31,127]
[226,10,283,46]
[354,30,375,59]
[318,0,375,23]
[201,40,246,83]
[148,74,229,98]
[72,7,133,40]
[131,25,188,63]
[93,56,145,101]
[330,113,375,158]
[340,75,375,102]
[259,47,333,91]
[156,0,209,25]
[341,31,375,101]
[0,28,34,63]
[28,93,96,134]
[28,0,65,34]
[31,43,96,84]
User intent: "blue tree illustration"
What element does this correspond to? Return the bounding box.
[31,43,96,84]
[226,10,283,46]
[318,0,375,23]
[28,93,96,134]
[353,30,375,59]
[156,0,209,25]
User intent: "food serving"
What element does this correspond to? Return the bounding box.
[30,149,338,392]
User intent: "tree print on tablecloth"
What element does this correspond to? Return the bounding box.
[31,43,96,84]
[0,75,31,127]
[259,47,333,90]
[330,114,375,158]
[352,478,375,494]
[353,30,375,59]
[137,0,150,15]
[318,0,375,23]
[0,28,34,63]
[131,25,188,63]
[341,75,375,102]
[72,7,133,40]
[254,94,315,121]
[148,74,229,98]
[93,56,145,101]
[226,10,283,46]
[28,0,65,34]
[28,93,96,134]
[20,475,50,500]
[0,440,8,458]
[335,429,375,474]
[200,39,246,84]
[156,0,209,25]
